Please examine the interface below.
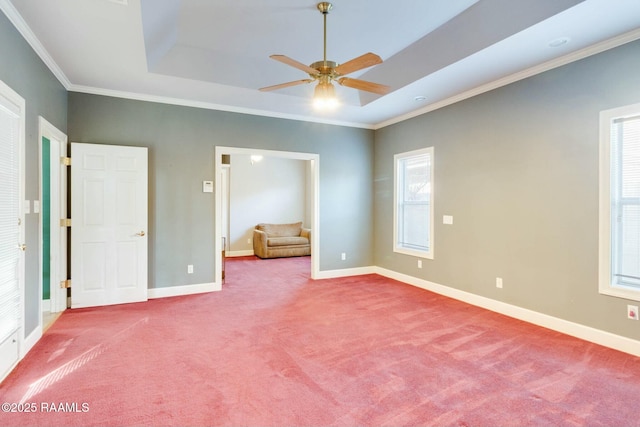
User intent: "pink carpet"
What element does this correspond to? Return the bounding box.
[1,256,639,426]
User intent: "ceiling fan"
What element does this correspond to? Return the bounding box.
[259,2,390,107]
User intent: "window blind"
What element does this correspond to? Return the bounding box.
[0,98,21,344]
[610,114,640,290]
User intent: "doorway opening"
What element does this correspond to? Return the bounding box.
[214,147,320,288]
[39,117,68,333]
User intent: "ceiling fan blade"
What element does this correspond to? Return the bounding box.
[259,79,314,92]
[270,55,320,76]
[334,52,383,76]
[337,77,390,95]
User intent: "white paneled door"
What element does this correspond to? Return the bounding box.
[71,143,148,308]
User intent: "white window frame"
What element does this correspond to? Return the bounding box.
[393,147,434,259]
[599,102,640,302]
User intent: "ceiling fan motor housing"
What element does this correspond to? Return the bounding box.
[310,60,338,77]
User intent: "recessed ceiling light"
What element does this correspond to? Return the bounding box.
[414,96,427,102]
[548,37,570,48]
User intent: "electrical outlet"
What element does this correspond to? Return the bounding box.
[188,264,194,274]
[341,252,346,261]
[628,305,639,320]
[247,238,251,244]
[418,260,422,269]
[496,277,503,289]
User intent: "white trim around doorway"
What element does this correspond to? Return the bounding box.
[214,147,320,288]
[38,117,68,331]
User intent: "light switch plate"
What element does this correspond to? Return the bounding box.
[25,200,30,214]
[202,181,213,193]
[443,215,453,225]
[33,200,40,213]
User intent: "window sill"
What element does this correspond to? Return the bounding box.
[394,247,433,260]
[599,285,640,303]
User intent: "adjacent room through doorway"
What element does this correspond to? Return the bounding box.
[214,147,320,287]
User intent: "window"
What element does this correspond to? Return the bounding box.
[599,103,640,301]
[0,80,24,350]
[394,147,434,259]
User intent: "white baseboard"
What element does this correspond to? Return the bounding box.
[226,250,254,257]
[374,267,640,357]
[148,282,220,299]
[315,266,376,279]
[21,324,42,358]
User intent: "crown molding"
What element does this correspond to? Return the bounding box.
[0,0,71,89]
[3,0,639,131]
[68,84,376,129]
[374,27,640,130]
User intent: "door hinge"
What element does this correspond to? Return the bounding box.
[60,279,71,289]
[61,156,71,166]
[60,218,71,227]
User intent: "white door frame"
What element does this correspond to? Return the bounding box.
[220,164,230,252]
[214,146,320,288]
[38,117,68,318]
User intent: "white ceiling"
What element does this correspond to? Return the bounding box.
[2,0,640,129]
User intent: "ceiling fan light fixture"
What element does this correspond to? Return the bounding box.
[313,81,340,110]
[260,2,389,104]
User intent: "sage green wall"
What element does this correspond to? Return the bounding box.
[0,13,67,337]
[374,39,640,341]
[67,93,374,288]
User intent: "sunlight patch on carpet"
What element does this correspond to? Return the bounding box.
[20,317,149,403]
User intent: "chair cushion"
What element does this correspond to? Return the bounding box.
[256,222,302,237]
[268,236,309,247]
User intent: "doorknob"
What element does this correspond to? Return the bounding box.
[135,231,146,237]
[17,244,26,251]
